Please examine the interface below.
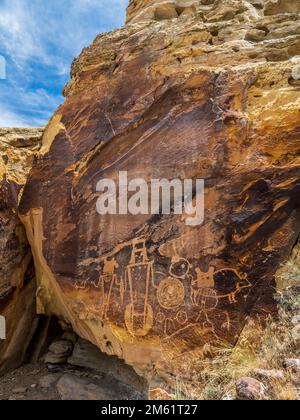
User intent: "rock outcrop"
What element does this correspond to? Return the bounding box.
[126,0,300,24]
[0,128,42,373]
[19,0,300,387]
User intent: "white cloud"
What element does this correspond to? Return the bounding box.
[0,0,128,127]
[0,0,127,69]
[0,106,36,127]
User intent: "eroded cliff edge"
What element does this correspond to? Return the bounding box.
[0,128,42,373]
[18,0,300,387]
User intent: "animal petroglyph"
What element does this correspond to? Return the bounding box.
[156,310,189,337]
[75,256,120,321]
[99,257,119,320]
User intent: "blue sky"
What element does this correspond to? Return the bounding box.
[0,0,127,127]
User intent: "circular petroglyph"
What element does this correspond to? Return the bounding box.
[197,288,218,311]
[157,277,185,310]
[176,310,188,325]
[125,303,153,337]
[169,257,190,279]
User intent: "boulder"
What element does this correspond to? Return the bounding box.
[39,374,61,389]
[45,339,74,365]
[236,377,265,400]
[284,359,300,372]
[68,338,147,391]
[56,373,145,400]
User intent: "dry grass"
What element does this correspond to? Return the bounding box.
[175,248,300,400]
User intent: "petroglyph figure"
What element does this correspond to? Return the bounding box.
[75,278,88,290]
[191,267,251,305]
[99,257,119,320]
[124,239,154,336]
[191,267,215,305]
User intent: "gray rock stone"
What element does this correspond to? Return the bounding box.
[45,339,74,365]
[47,364,63,373]
[56,373,146,401]
[236,377,265,400]
[284,359,300,372]
[253,368,285,381]
[57,375,108,400]
[12,387,27,394]
[39,374,61,389]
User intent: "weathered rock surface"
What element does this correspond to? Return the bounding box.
[19,0,300,385]
[0,128,43,373]
[126,0,300,24]
[56,373,145,400]
[68,338,147,391]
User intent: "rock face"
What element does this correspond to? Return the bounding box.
[236,377,265,400]
[126,0,300,24]
[0,128,42,373]
[19,0,300,384]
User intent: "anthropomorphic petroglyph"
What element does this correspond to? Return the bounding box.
[99,257,119,320]
[124,239,154,336]
[156,310,189,337]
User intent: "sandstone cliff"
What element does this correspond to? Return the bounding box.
[0,128,42,373]
[13,0,300,388]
